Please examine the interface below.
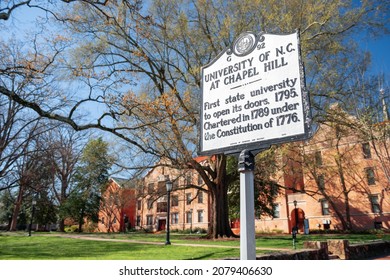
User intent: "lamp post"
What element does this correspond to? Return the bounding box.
[190,208,193,234]
[165,180,173,245]
[294,200,298,228]
[292,200,298,249]
[28,198,37,237]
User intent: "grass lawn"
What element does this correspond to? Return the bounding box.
[0,233,240,260]
[0,231,388,260]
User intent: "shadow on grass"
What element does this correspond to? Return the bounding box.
[0,236,164,260]
[0,236,240,260]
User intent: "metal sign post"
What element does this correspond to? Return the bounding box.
[238,150,256,260]
[199,30,312,261]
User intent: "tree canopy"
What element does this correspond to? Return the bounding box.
[0,0,388,237]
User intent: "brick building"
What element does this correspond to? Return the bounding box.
[135,159,210,232]
[256,114,390,233]
[98,110,389,234]
[97,177,137,233]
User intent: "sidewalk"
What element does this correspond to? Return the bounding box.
[47,233,290,252]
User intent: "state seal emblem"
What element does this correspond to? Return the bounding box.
[232,32,257,57]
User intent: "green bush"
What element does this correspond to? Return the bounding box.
[65,225,79,232]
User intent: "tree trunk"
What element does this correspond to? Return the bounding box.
[213,181,236,238]
[190,154,236,239]
[9,185,24,231]
[58,180,68,232]
[211,155,236,238]
[78,206,85,232]
[335,149,353,231]
[59,219,65,232]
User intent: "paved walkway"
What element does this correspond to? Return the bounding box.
[46,233,290,251]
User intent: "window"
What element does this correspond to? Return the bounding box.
[362,142,372,159]
[370,195,381,213]
[171,213,179,224]
[157,181,166,194]
[366,167,376,185]
[315,151,323,166]
[146,215,153,225]
[321,199,330,215]
[157,202,167,213]
[136,216,141,227]
[171,195,179,207]
[186,173,192,186]
[147,198,154,209]
[101,217,105,224]
[137,200,142,211]
[272,204,280,218]
[317,174,325,190]
[186,193,192,205]
[198,210,204,223]
[186,211,193,224]
[113,217,117,224]
[198,191,204,203]
[147,183,154,194]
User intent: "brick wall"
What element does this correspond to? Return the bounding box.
[251,240,390,260]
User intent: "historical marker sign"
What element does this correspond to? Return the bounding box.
[199,31,311,155]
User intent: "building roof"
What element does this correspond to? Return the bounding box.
[109,177,136,188]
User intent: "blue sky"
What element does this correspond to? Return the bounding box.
[360,32,390,84]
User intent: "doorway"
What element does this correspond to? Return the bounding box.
[291,208,305,233]
[158,219,166,231]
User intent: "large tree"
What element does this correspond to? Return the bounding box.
[0,0,388,237]
[9,133,56,231]
[0,36,49,193]
[44,126,86,231]
[61,137,113,232]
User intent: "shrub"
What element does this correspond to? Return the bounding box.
[65,225,79,232]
